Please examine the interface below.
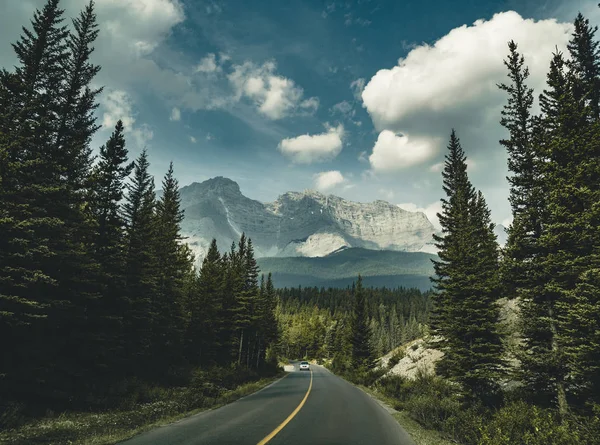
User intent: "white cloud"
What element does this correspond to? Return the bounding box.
[300,97,320,113]
[398,201,444,230]
[350,78,365,100]
[362,11,571,132]
[206,133,214,141]
[170,107,181,121]
[228,60,313,119]
[96,0,185,57]
[429,162,444,173]
[131,124,154,148]
[369,130,438,171]
[358,150,369,163]
[429,158,476,173]
[332,100,355,117]
[278,124,344,164]
[314,170,345,191]
[195,53,220,73]
[101,89,153,148]
[501,216,513,228]
[102,90,136,129]
[190,136,197,143]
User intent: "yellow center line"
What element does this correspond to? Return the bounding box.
[256,368,313,445]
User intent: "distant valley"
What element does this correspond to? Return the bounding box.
[256,248,437,290]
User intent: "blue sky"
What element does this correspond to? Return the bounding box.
[0,0,597,228]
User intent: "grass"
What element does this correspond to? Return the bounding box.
[0,374,284,445]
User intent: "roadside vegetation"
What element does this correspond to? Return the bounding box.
[0,369,281,445]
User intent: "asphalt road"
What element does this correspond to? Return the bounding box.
[120,363,415,445]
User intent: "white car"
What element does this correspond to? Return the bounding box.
[299,361,310,371]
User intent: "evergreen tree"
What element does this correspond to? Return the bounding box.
[88,120,134,376]
[187,238,223,365]
[538,41,600,413]
[123,149,157,375]
[497,40,541,300]
[0,0,107,402]
[350,275,373,369]
[431,130,503,400]
[567,13,600,119]
[152,162,190,375]
[0,0,70,401]
[260,273,278,365]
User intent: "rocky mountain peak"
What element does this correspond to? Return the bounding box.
[178,176,440,267]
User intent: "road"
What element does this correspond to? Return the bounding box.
[120,363,415,445]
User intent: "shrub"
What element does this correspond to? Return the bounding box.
[479,401,583,445]
[387,349,405,369]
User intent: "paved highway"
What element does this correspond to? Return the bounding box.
[120,363,415,445]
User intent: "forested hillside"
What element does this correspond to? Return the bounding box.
[274,285,431,360]
[0,0,279,426]
[257,248,436,290]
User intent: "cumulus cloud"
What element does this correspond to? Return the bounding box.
[190,136,197,143]
[195,53,220,73]
[278,124,345,164]
[397,201,444,230]
[314,170,345,191]
[369,130,438,171]
[362,11,571,132]
[170,107,181,121]
[228,60,314,119]
[95,0,185,57]
[101,89,153,148]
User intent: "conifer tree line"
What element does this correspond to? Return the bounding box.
[0,0,278,411]
[428,10,600,417]
[275,283,430,366]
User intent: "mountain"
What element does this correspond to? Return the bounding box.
[178,177,438,266]
[256,248,437,291]
[494,224,508,247]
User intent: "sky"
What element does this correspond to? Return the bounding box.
[0,0,597,228]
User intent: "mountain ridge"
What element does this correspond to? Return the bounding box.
[177,177,439,266]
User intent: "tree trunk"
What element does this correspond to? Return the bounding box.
[238,330,244,366]
[256,338,261,369]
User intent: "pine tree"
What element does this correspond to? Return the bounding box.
[497,40,542,304]
[517,49,592,415]
[243,238,261,367]
[537,41,600,413]
[152,162,190,375]
[88,120,134,377]
[0,0,108,402]
[431,130,503,400]
[567,13,600,119]
[350,275,373,369]
[123,149,157,375]
[187,238,223,365]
